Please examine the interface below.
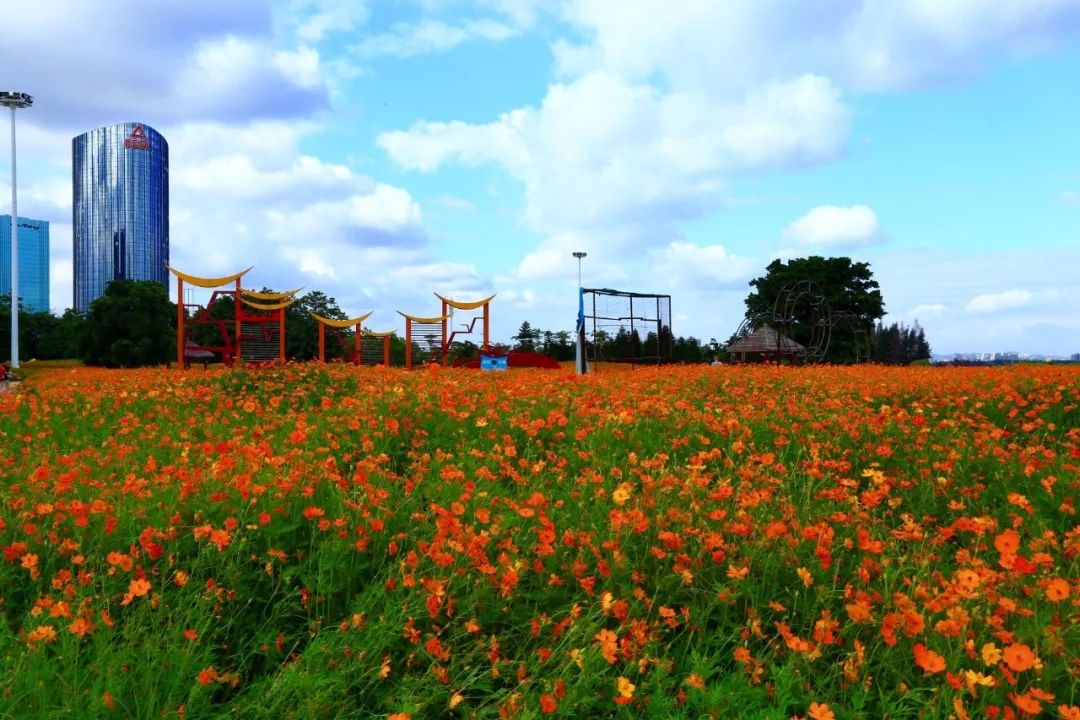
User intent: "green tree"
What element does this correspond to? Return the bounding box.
[1,295,87,361]
[744,256,885,363]
[286,290,349,361]
[552,330,574,361]
[80,280,176,367]
[513,321,539,351]
[186,292,236,353]
[872,320,932,365]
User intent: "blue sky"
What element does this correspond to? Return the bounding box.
[2,0,1079,355]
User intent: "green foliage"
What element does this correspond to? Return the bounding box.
[513,321,539,351]
[286,290,349,361]
[80,279,176,367]
[745,256,886,363]
[0,295,84,362]
[872,320,931,364]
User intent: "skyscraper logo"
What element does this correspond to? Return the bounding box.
[124,124,151,150]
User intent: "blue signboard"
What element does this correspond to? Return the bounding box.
[480,354,508,371]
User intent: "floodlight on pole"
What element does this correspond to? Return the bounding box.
[0,91,33,370]
[572,252,588,374]
[572,251,587,288]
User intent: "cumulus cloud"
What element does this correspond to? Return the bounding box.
[1,1,329,128]
[965,289,1035,313]
[658,242,758,287]
[380,72,849,237]
[783,205,880,248]
[553,0,1080,93]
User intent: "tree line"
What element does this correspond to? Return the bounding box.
[511,321,722,363]
[2,255,931,368]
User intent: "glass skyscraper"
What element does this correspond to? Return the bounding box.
[0,215,50,313]
[72,122,169,313]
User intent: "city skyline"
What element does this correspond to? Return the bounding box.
[1,1,1078,355]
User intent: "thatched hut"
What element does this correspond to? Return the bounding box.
[726,326,805,363]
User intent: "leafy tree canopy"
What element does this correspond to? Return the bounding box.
[744,256,886,363]
[286,290,350,361]
[80,280,176,368]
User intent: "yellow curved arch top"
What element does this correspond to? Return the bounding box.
[310,311,373,328]
[363,329,397,338]
[240,297,298,311]
[243,287,303,301]
[434,293,496,311]
[397,311,451,324]
[168,266,252,288]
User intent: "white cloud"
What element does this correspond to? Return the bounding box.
[658,241,757,286]
[479,0,544,28]
[1,3,330,128]
[783,205,880,247]
[909,303,946,317]
[380,72,849,237]
[552,0,1080,93]
[965,289,1034,313]
[281,0,371,42]
[353,18,519,59]
[173,153,354,201]
[274,45,324,89]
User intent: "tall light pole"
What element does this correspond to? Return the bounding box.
[573,251,586,288]
[572,252,587,374]
[1,91,33,370]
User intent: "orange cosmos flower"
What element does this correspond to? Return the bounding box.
[1002,643,1036,672]
[120,577,151,606]
[1044,578,1069,602]
[1011,692,1043,716]
[595,629,618,664]
[808,702,836,720]
[540,694,558,714]
[69,617,94,638]
[616,676,635,698]
[727,564,749,580]
[388,713,412,720]
[196,667,219,685]
[913,643,946,674]
[994,529,1020,555]
[1059,705,1080,720]
[27,625,58,646]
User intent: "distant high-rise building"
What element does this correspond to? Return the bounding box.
[72,122,169,313]
[0,215,50,313]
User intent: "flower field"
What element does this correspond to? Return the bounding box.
[0,363,1077,719]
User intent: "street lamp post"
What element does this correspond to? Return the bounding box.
[572,252,587,374]
[573,251,586,289]
[1,91,33,370]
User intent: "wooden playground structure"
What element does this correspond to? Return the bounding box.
[172,265,495,370]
